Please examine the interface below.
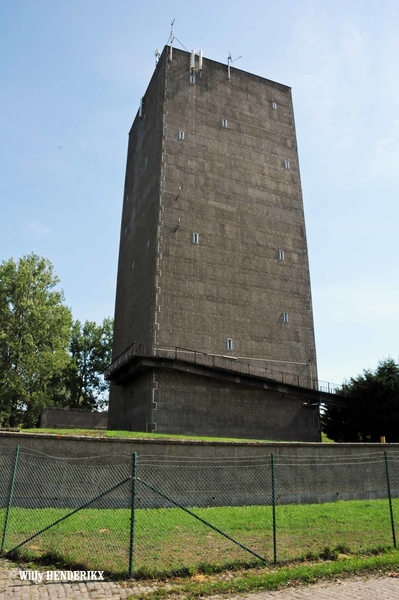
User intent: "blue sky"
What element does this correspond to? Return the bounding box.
[1,0,398,386]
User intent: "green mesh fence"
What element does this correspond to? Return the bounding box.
[0,445,398,577]
[134,461,271,576]
[271,451,398,562]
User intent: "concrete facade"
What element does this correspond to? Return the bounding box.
[108,47,318,440]
[110,367,319,441]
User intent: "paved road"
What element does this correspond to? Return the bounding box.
[0,559,162,599]
[1,559,399,599]
[220,574,399,600]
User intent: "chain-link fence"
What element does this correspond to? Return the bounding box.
[0,445,398,578]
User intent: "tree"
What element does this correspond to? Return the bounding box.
[0,254,72,427]
[321,358,399,443]
[61,318,113,411]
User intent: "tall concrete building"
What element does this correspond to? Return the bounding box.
[107,46,319,441]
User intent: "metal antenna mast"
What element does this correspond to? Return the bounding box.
[169,18,175,44]
[169,18,175,61]
[227,51,242,80]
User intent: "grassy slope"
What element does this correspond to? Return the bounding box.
[22,428,335,443]
[22,428,304,444]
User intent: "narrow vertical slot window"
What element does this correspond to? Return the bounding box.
[226,338,233,351]
[222,118,228,128]
[284,159,291,170]
[272,101,277,110]
[283,312,289,323]
[178,131,185,140]
[278,249,285,261]
[190,74,195,84]
[192,232,199,244]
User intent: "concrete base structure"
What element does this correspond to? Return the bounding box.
[106,354,339,441]
[109,370,319,442]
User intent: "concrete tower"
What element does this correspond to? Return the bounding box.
[107,46,319,441]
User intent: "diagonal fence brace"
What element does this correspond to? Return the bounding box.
[6,475,132,555]
[137,476,267,563]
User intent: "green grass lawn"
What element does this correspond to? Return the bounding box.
[137,551,399,599]
[21,428,308,444]
[2,498,397,578]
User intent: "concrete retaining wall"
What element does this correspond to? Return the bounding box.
[40,408,108,430]
[1,432,398,509]
[0,430,397,463]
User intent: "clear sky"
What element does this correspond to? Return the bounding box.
[1,0,398,386]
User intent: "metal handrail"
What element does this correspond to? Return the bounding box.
[105,344,342,395]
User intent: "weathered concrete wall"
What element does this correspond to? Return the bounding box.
[1,433,398,508]
[152,370,319,441]
[109,365,320,440]
[0,431,396,463]
[111,48,166,359]
[123,371,155,432]
[108,371,155,432]
[40,408,108,430]
[157,48,317,374]
[108,46,318,441]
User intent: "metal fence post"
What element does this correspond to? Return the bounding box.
[1,444,20,552]
[384,450,397,548]
[128,452,137,578]
[270,452,277,564]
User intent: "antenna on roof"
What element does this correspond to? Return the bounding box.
[227,51,242,80]
[169,17,175,61]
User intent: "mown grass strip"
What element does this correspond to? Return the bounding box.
[2,498,398,578]
[134,551,399,599]
[21,428,299,444]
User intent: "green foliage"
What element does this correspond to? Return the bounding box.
[322,358,399,442]
[0,254,72,427]
[0,254,114,425]
[60,317,113,411]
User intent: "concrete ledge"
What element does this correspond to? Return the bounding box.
[109,355,346,407]
[0,431,397,463]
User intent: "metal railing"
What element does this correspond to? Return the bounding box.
[105,344,342,395]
